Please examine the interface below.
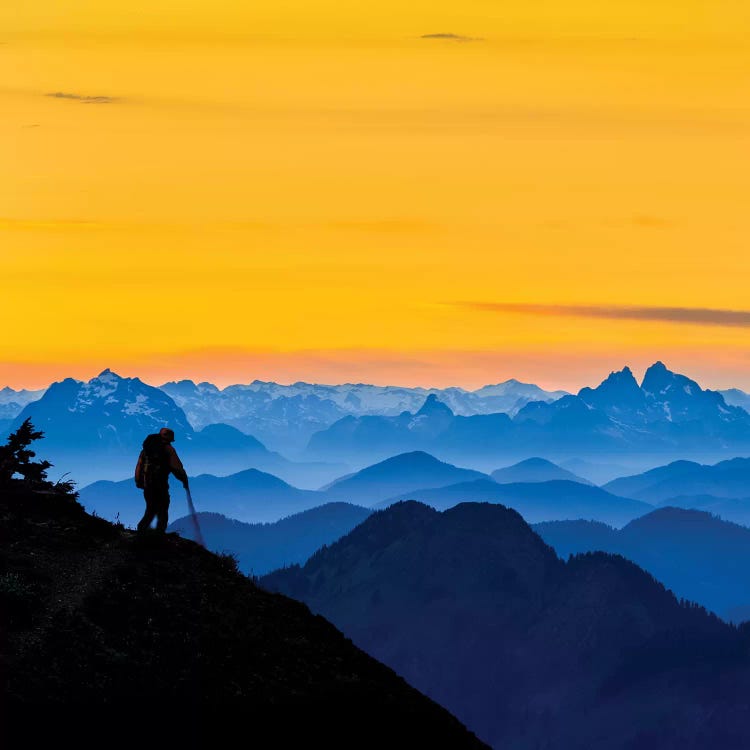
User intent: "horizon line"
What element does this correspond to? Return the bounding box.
[1,358,745,396]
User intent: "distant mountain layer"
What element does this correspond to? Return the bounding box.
[603,456,750,503]
[654,494,750,528]
[491,457,593,485]
[322,450,489,505]
[5,370,347,489]
[2,481,487,750]
[80,449,499,527]
[80,467,327,528]
[261,500,750,750]
[720,388,750,414]
[159,378,568,451]
[83,449,654,530]
[169,502,374,577]
[305,362,750,469]
[558,457,636,485]
[0,385,45,419]
[6,364,749,492]
[383,478,652,527]
[535,507,750,622]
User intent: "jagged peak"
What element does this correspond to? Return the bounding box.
[586,365,641,394]
[641,360,674,386]
[641,361,702,396]
[416,394,454,417]
[95,368,121,380]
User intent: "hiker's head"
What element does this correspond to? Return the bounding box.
[159,427,175,443]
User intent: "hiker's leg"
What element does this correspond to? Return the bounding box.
[137,489,157,532]
[155,490,171,533]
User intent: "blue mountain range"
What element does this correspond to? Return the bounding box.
[535,506,750,622]
[306,362,750,470]
[5,362,749,492]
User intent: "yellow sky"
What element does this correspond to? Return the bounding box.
[2,2,749,391]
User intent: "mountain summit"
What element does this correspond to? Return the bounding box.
[323,450,487,505]
[578,366,645,415]
[263,500,750,750]
[416,394,454,418]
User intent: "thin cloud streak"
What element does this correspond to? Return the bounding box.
[46,91,115,104]
[457,302,750,328]
[420,33,482,42]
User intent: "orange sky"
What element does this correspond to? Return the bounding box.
[2,2,749,391]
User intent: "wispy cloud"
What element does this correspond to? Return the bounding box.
[46,91,115,104]
[455,302,750,328]
[420,33,482,42]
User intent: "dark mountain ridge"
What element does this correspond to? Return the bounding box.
[535,506,750,622]
[262,500,750,750]
[381,477,653,527]
[168,501,374,577]
[0,483,487,750]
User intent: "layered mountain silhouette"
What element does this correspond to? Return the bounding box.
[82,449,656,529]
[491,456,593,485]
[558,456,635,484]
[535,507,750,622]
[1,483,487,750]
[322,450,489,504]
[80,466,325,527]
[380,478,652,527]
[81,450,490,526]
[159,377,568,453]
[653,494,750,528]
[305,400,515,466]
[261,500,750,750]
[168,502,373,577]
[4,363,747,490]
[80,444,654,527]
[305,362,750,471]
[603,456,750,503]
[160,378,349,454]
[0,385,45,419]
[6,370,346,488]
[720,387,750,414]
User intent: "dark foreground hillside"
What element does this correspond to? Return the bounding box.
[0,485,488,750]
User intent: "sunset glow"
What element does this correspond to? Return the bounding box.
[2,1,749,391]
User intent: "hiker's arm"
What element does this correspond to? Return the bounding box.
[166,444,189,486]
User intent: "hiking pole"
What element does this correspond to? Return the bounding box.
[185,485,206,548]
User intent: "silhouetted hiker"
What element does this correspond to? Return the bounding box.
[134,427,189,533]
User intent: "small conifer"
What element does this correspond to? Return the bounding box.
[0,418,76,495]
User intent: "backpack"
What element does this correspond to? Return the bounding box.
[139,433,169,486]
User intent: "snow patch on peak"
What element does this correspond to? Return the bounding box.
[123,394,157,417]
[82,376,119,401]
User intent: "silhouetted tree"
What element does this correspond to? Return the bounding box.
[0,418,76,495]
